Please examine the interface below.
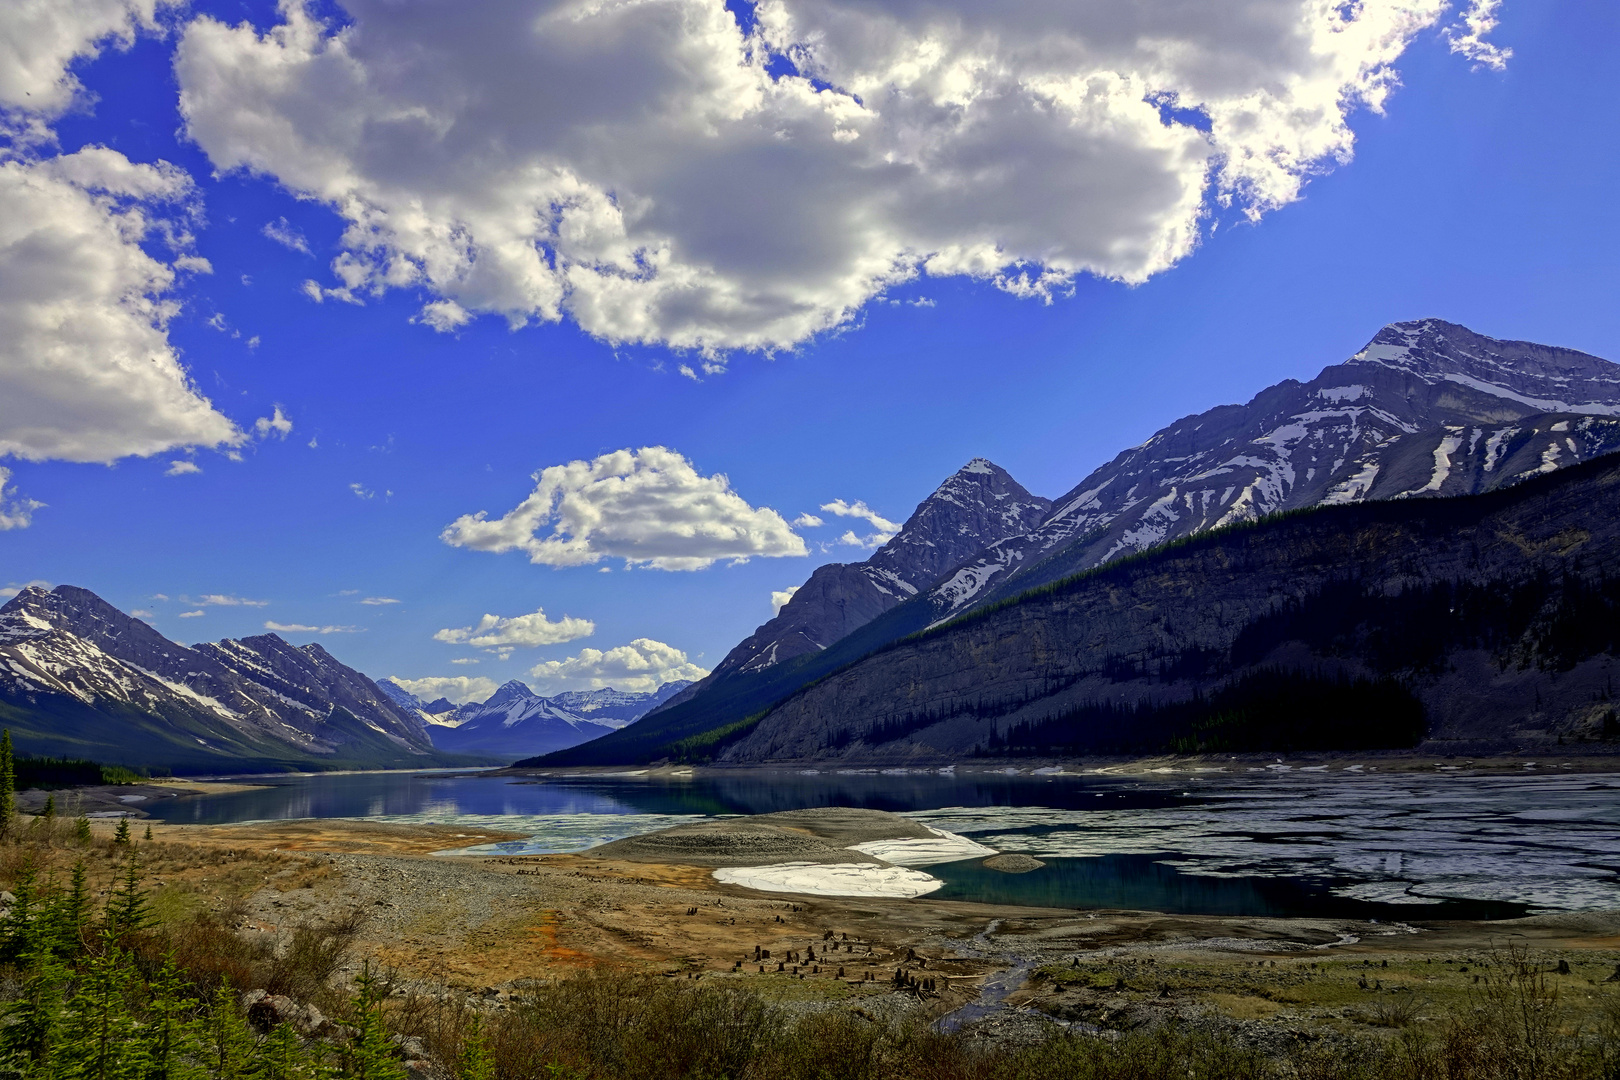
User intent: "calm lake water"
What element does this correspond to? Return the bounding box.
[143,767,1620,920]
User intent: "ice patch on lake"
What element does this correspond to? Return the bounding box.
[848,827,995,867]
[713,862,943,898]
[906,774,1620,913]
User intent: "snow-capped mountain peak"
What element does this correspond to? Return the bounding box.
[685,458,1052,685]
[927,320,1620,619]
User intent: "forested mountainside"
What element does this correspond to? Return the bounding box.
[545,449,1620,766]
[0,585,466,772]
[552,319,1620,766]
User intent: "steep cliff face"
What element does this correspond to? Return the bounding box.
[704,459,1050,680]
[931,320,1620,618]
[715,452,1620,763]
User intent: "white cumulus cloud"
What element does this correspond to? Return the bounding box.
[165,459,200,476]
[528,637,709,694]
[0,148,244,463]
[441,446,805,571]
[171,0,1490,355]
[0,467,44,529]
[770,586,799,616]
[0,0,179,134]
[792,513,823,528]
[434,607,595,649]
[387,675,497,705]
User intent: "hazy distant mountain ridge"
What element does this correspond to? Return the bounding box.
[0,585,439,770]
[392,677,693,761]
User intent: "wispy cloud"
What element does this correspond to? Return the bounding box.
[821,498,901,547]
[360,597,401,606]
[0,468,43,530]
[191,594,268,608]
[264,620,360,634]
[261,216,311,254]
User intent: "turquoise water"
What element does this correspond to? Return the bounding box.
[142,768,1620,918]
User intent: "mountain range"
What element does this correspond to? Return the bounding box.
[545,319,1620,765]
[379,679,691,760]
[704,449,1620,763]
[0,585,451,771]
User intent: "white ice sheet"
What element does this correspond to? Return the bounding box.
[712,862,944,898]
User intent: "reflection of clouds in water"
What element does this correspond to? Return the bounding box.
[911,775,1620,912]
[369,812,713,856]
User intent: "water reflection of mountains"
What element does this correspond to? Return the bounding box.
[145,770,1180,824]
[511,772,1186,817]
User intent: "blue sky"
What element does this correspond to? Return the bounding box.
[1,0,1615,701]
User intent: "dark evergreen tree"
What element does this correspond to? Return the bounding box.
[59,933,151,1080]
[201,981,259,1080]
[105,858,153,942]
[339,966,406,1080]
[0,729,15,835]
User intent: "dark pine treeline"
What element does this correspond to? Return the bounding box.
[1229,572,1620,677]
[683,567,1620,763]
[14,756,146,789]
[980,670,1425,756]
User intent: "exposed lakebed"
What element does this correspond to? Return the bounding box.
[143,766,1620,918]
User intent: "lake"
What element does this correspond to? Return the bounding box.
[143,766,1620,920]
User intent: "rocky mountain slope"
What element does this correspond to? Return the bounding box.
[707,450,1620,763]
[932,319,1620,618]
[0,585,450,772]
[384,678,693,761]
[547,319,1620,767]
[669,459,1048,696]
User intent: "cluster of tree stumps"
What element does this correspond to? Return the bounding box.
[729,928,954,996]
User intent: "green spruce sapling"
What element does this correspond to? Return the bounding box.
[0,728,15,836]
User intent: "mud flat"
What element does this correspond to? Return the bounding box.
[112,811,1620,1044]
